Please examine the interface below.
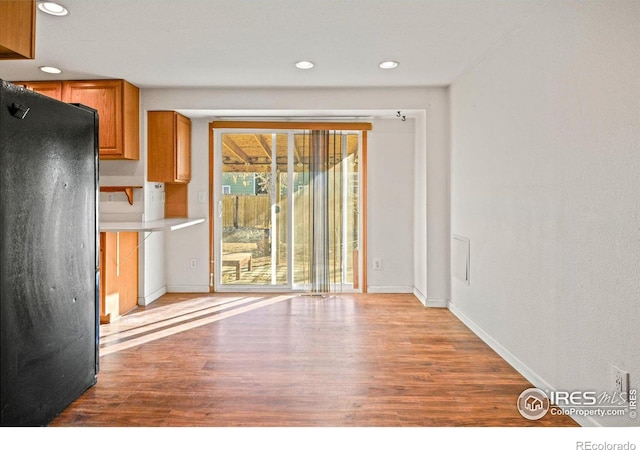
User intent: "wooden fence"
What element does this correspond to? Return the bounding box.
[222,185,355,252]
[222,195,271,229]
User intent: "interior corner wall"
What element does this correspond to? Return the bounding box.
[449,0,640,426]
[413,88,451,307]
[413,111,428,303]
[140,100,168,304]
[425,89,450,306]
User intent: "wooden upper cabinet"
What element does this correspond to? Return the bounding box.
[0,1,36,60]
[147,111,192,183]
[12,81,62,100]
[175,113,191,182]
[11,79,140,160]
[63,80,140,160]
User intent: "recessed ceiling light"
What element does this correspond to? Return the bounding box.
[379,61,399,69]
[295,61,315,70]
[37,2,69,16]
[40,66,62,74]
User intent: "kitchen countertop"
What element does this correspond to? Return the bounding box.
[99,218,206,232]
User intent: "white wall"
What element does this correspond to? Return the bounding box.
[413,111,428,302]
[450,0,640,426]
[98,152,145,223]
[411,89,451,307]
[367,117,415,292]
[140,104,171,304]
[165,118,210,292]
[425,89,451,306]
[140,86,450,299]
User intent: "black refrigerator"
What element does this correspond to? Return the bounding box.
[0,80,99,426]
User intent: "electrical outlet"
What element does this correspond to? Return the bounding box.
[373,258,382,270]
[612,365,629,398]
[190,259,197,270]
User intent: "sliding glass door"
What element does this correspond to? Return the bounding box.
[213,127,363,293]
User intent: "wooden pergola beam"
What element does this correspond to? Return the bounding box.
[252,134,272,161]
[292,139,303,166]
[222,135,251,164]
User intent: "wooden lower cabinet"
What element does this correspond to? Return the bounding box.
[99,232,138,324]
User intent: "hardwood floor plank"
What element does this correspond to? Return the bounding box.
[49,293,577,427]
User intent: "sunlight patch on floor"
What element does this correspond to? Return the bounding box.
[99,295,294,356]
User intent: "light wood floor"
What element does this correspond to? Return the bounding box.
[50,293,577,427]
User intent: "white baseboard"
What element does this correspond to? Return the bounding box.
[412,289,448,308]
[138,286,167,306]
[413,287,427,306]
[367,285,414,294]
[425,298,448,308]
[448,302,599,427]
[167,285,210,293]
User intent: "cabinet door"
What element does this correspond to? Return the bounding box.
[63,80,123,158]
[147,111,175,182]
[147,111,191,183]
[99,232,114,324]
[175,113,191,182]
[0,1,36,60]
[62,80,139,160]
[13,81,63,100]
[99,232,138,323]
[116,232,138,316]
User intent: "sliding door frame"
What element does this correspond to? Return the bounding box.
[208,121,371,293]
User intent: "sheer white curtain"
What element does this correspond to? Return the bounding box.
[304,130,345,293]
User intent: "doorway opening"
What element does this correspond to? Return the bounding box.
[209,122,371,293]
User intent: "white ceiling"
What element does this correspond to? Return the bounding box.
[0,0,550,89]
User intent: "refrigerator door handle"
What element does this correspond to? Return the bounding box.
[10,103,30,119]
